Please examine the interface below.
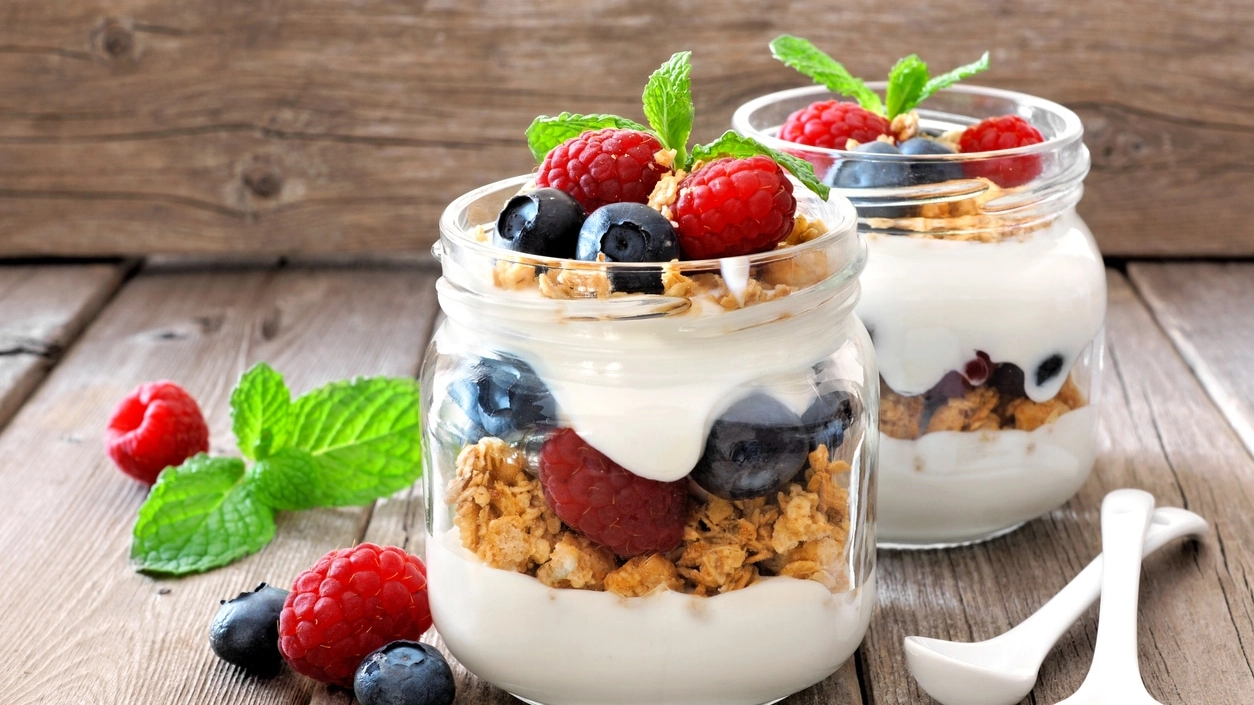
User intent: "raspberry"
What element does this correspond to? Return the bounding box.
[279,543,432,688]
[778,100,891,150]
[672,155,796,259]
[104,380,209,484]
[538,429,687,558]
[536,128,668,212]
[958,114,1046,187]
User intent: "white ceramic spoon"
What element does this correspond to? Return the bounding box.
[1051,489,1162,704]
[905,500,1208,705]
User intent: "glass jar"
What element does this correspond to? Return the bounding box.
[420,175,877,705]
[734,84,1104,548]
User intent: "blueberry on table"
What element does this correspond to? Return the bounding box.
[576,202,680,294]
[693,394,811,500]
[208,582,289,676]
[802,389,859,453]
[354,640,456,705]
[827,141,910,189]
[899,137,963,185]
[447,354,557,442]
[494,188,586,258]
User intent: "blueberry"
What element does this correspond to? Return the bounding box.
[576,202,680,294]
[988,362,1027,399]
[494,188,586,257]
[1034,354,1066,385]
[692,394,810,500]
[802,389,859,452]
[447,354,557,442]
[827,141,910,189]
[899,137,963,185]
[354,640,456,705]
[208,582,289,676]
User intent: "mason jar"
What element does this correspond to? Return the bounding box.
[420,174,877,705]
[734,84,1104,548]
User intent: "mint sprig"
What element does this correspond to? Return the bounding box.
[131,364,422,575]
[526,113,649,162]
[770,36,990,120]
[642,51,695,169]
[691,131,829,201]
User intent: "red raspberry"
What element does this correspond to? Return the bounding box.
[538,429,687,558]
[958,115,1046,187]
[278,543,432,688]
[672,155,796,259]
[536,128,668,212]
[779,100,891,150]
[104,380,209,484]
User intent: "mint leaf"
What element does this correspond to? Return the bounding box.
[918,52,990,108]
[248,447,323,511]
[131,455,275,575]
[885,55,930,119]
[691,131,829,201]
[769,35,883,115]
[525,113,650,162]
[287,377,422,507]
[231,362,291,460]
[642,51,694,169]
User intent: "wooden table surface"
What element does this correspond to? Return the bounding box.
[0,257,1251,705]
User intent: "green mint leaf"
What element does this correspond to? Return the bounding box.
[691,131,830,201]
[525,113,650,162]
[231,362,291,460]
[918,52,990,107]
[642,51,694,169]
[131,455,275,575]
[287,377,422,507]
[248,447,323,511]
[769,35,883,115]
[885,54,930,119]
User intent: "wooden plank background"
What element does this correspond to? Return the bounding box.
[1,0,1252,258]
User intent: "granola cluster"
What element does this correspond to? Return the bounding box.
[448,438,853,597]
[880,374,1086,440]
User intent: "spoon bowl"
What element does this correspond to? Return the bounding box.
[905,505,1209,705]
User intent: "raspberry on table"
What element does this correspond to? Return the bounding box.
[958,114,1046,187]
[538,428,687,558]
[672,155,797,260]
[104,380,210,485]
[778,100,891,150]
[536,128,669,212]
[278,543,433,688]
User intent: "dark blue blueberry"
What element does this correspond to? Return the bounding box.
[802,389,859,453]
[899,137,964,185]
[354,640,456,705]
[208,583,289,677]
[692,394,810,500]
[447,355,556,442]
[826,141,910,189]
[989,362,1027,398]
[1034,354,1066,386]
[576,202,680,294]
[494,188,585,258]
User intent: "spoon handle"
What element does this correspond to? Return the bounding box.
[1003,506,1208,665]
[1083,489,1156,687]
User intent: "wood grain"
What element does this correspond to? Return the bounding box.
[0,262,438,704]
[0,262,132,429]
[1128,262,1254,459]
[0,1,1251,257]
[861,272,1254,704]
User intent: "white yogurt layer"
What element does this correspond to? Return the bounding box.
[428,530,875,705]
[856,210,1106,402]
[876,406,1098,545]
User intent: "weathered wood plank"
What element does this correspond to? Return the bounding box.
[0,263,438,704]
[0,262,132,429]
[861,271,1254,704]
[1128,262,1254,459]
[0,1,1251,257]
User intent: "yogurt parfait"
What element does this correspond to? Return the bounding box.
[420,54,877,705]
[734,38,1105,547]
